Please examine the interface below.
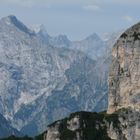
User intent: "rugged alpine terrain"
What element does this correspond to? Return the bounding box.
[36,26,107,60]
[34,25,72,49]
[0,16,140,140]
[42,22,140,140]
[0,15,118,137]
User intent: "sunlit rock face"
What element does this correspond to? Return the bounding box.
[108,22,140,114]
[106,22,140,140]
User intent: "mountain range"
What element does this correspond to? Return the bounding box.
[35,25,116,60]
[0,15,121,137]
[1,19,140,140]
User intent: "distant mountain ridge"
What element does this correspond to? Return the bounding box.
[1,15,35,36]
[35,26,106,60]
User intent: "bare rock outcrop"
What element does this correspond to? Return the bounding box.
[108,22,140,114]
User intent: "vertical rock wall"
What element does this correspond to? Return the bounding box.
[108,22,140,113]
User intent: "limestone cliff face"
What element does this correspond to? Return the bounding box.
[108,22,140,114]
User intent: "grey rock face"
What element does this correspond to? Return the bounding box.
[37,29,107,61]
[105,22,140,140]
[0,15,110,136]
[35,26,72,48]
[36,25,122,113]
[71,33,106,60]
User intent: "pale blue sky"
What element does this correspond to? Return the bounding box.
[0,0,139,40]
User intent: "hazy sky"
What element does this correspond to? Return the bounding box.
[0,0,139,40]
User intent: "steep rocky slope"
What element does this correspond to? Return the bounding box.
[43,22,140,140]
[108,21,140,114]
[0,15,108,137]
[36,27,106,61]
[70,33,106,60]
[107,21,140,139]
[35,25,72,48]
[0,114,20,138]
[1,17,139,140]
[35,24,122,114]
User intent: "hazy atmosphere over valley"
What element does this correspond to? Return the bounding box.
[0,0,140,140]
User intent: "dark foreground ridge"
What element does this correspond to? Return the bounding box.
[0,111,123,140]
[0,134,43,140]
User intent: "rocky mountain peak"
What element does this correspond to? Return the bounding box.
[85,33,101,41]
[108,21,140,114]
[0,15,108,137]
[1,15,16,21]
[0,15,35,36]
